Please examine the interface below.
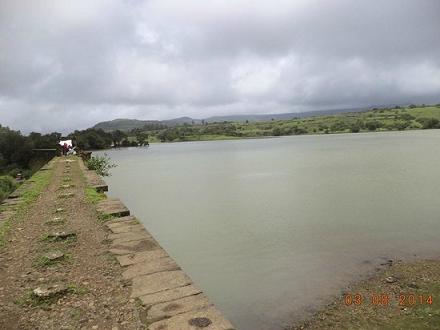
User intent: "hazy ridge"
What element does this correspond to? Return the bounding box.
[93,107,368,132]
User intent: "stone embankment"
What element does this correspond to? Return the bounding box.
[81,158,235,329]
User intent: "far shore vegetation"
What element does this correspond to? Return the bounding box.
[96,103,440,144]
[1,103,440,202]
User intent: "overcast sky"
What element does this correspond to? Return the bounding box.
[1,0,440,133]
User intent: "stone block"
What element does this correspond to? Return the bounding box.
[131,270,192,298]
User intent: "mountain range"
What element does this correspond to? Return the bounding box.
[93,107,370,132]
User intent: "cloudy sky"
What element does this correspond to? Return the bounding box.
[1,0,439,133]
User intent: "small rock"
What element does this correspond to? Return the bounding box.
[55,208,64,213]
[408,282,419,289]
[44,251,64,261]
[92,326,98,330]
[58,193,74,198]
[45,217,65,225]
[189,317,212,328]
[380,259,393,266]
[385,276,397,283]
[48,231,76,240]
[33,283,68,298]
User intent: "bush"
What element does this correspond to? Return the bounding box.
[350,124,360,133]
[365,121,381,131]
[86,154,117,177]
[0,175,17,202]
[395,121,410,130]
[272,127,282,136]
[398,113,415,121]
[416,117,440,129]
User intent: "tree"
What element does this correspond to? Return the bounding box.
[68,129,112,150]
[134,131,149,146]
[0,128,34,172]
[158,128,180,142]
[111,130,127,147]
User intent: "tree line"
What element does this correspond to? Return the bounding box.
[0,125,151,179]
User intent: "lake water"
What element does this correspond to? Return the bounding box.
[99,130,440,330]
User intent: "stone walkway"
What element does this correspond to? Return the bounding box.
[0,157,142,329]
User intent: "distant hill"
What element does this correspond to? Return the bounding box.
[92,107,368,132]
[93,119,158,131]
[204,107,367,122]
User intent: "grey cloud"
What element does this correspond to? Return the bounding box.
[0,0,439,133]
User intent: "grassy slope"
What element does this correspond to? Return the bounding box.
[137,105,440,143]
[0,168,52,246]
[239,106,440,136]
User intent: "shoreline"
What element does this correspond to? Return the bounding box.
[289,257,440,329]
[92,127,440,152]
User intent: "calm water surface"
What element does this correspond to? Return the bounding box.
[99,130,440,330]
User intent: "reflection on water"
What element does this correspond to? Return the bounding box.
[99,130,440,330]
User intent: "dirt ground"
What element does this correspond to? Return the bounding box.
[0,157,144,329]
[290,259,440,329]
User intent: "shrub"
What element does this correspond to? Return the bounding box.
[86,154,117,177]
[350,124,360,133]
[0,175,17,202]
[272,127,282,136]
[365,120,381,131]
[395,121,410,131]
[416,117,440,129]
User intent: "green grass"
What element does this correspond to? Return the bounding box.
[85,187,106,204]
[126,105,440,143]
[41,233,77,243]
[20,169,52,204]
[97,213,115,223]
[14,283,88,309]
[0,168,52,247]
[34,253,69,268]
[66,283,89,295]
[14,290,56,309]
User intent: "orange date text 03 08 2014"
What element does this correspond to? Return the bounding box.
[344,293,433,306]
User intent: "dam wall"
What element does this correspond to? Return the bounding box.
[80,159,235,329]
